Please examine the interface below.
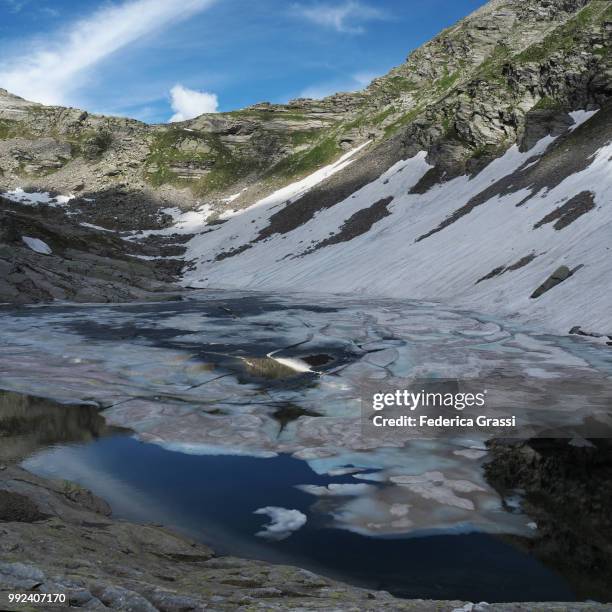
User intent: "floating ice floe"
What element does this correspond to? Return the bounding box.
[254,506,307,540]
[297,483,377,497]
[452,603,490,612]
[389,471,486,511]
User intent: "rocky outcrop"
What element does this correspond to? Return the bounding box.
[0,0,610,313]
[485,438,612,602]
[1,0,609,217]
[0,199,182,304]
[530,265,573,298]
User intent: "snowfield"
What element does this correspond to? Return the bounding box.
[180,110,611,335]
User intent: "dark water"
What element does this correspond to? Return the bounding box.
[21,429,576,602]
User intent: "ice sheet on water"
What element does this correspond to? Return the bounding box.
[254,507,307,540]
[1,291,611,537]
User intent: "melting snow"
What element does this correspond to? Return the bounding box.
[221,189,247,203]
[179,115,611,334]
[568,108,599,131]
[266,349,313,373]
[22,236,52,255]
[79,222,116,232]
[2,188,74,207]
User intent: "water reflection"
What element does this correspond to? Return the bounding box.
[0,390,126,463]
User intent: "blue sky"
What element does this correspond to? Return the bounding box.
[0,0,487,124]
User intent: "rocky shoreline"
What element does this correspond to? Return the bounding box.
[1,462,611,612]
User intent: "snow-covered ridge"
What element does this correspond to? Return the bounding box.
[176,110,611,335]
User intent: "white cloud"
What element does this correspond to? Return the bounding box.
[299,71,377,99]
[169,84,218,122]
[292,1,385,34]
[254,506,307,540]
[0,0,216,106]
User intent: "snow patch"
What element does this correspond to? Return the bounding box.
[2,189,74,207]
[297,483,377,496]
[222,189,247,203]
[568,108,599,131]
[79,222,116,233]
[22,236,52,255]
[266,349,313,373]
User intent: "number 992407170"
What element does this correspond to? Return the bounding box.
[3,592,67,608]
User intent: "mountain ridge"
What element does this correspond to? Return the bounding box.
[0,0,610,335]
[1,0,608,207]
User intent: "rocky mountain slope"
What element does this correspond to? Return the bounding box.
[0,0,610,333]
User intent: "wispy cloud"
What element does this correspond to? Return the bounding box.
[169,84,219,122]
[2,1,60,19]
[3,0,28,13]
[0,0,217,105]
[299,70,377,99]
[292,1,385,34]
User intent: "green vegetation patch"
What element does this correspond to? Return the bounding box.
[0,121,13,140]
[516,2,609,63]
[383,107,422,138]
[381,76,418,96]
[145,128,217,187]
[267,134,341,179]
[289,129,321,146]
[193,153,261,196]
[227,109,310,122]
[477,42,512,84]
[533,96,563,110]
[0,119,33,140]
[371,106,398,126]
[471,143,500,159]
[436,69,460,91]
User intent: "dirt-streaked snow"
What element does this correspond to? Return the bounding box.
[2,188,74,207]
[179,113,611,335]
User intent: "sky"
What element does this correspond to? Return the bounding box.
[0,0,488,124]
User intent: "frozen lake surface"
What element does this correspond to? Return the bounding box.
[1,290,611,600]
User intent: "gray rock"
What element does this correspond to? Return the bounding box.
[94,585,158,612]
[530,265,573,298]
